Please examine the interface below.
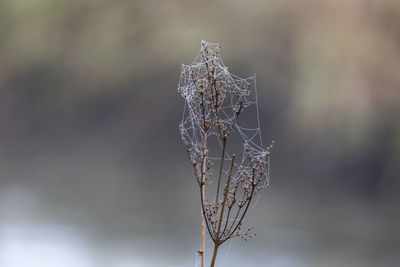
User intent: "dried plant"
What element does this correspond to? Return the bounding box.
[178,40,273,267]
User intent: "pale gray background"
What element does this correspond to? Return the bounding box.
[0,0,399,266]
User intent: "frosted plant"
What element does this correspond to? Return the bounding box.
[178,40,273,267]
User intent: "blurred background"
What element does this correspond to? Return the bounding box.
[0,0,399,266]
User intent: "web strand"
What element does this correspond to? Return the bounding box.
[178,40,272,247]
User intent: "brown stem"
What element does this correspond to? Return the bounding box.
[223,182,255,244]
[200,189,205,267]
[221,204,232,239]
[211,155,235,267]
[215,136,227,209]
[199,137,207,267]
[198,131,209,267]
[216,155,235,239]
[210,242,219,267]
[223,202,242,242]
[199,133,214,240]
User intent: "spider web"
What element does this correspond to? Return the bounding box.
[178,40,270,191]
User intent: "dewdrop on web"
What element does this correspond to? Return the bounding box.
[178,40,273,267]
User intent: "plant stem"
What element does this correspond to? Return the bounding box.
[200,200,205,267]
[211,155,235,267]
[199,132,208,267]
[210,242,219,267]
[215,136,227,209]
[199,126,216,266]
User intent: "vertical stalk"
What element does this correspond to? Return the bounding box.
[215,136,227,208]
[199,132,208,267]
[210,155,236,267]
[198,78,207,267]
[210,242,219,267]
[200,198,205,267]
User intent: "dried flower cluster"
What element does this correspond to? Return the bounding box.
[178,40,272,267]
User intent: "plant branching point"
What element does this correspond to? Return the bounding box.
[178,40,273,267]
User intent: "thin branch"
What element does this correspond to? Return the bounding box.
[222,179,255,244]
[216,155,235,240]
[215,136,227,208]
